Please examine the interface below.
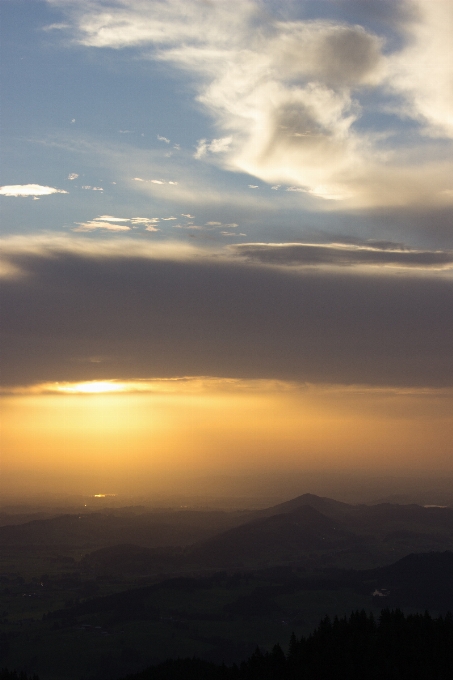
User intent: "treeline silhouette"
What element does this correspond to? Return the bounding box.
[2,609,452,680]
[119,609,453,680]
[0,672,39,680]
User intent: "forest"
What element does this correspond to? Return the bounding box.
[3,609,452,680]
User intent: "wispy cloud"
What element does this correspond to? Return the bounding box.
[157,134,170,143]
[67,173,79,180]
[74,220,131,232]
[194,136,232,159]
[232,242,453,270]
[0,184,68,197]
[48,0,453,210]
[73,215,161,232]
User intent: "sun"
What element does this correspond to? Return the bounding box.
[56,381,126,394]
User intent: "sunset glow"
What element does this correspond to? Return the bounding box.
[0,0,452,499]
[56,381,128,394]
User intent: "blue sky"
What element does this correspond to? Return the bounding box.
[1,0,452,248]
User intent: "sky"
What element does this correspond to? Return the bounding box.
[1,0,452,497]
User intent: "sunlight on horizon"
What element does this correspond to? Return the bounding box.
[1,378,453,496]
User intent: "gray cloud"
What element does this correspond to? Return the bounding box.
[232,242,453,268]
[1,241,452,388]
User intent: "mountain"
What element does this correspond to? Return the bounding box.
[0,509,251,550]
[187,504,357,568]
[255,493,352,519]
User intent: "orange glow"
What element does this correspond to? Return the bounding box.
[57,381,126,394]
[1,379,453,495]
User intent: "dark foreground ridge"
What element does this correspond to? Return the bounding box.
[115,609,452,680]
[0,672,39,680]
[2,609,452,680]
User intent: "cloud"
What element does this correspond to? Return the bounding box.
[130,217,160,225]
[1,235,452,388]
[81,185,103,191]
[73,221,131,232]
[0,184,68,197]
[147,179,178,185]
[73,215,161,232]
[157,135,170,143]
[194,136,233,159]
[96,215,130,222]
[232,242,453,270]
[47,0,453,211]
[67,173,79,180]
[388,0,453,138]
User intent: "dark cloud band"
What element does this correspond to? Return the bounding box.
[1,244,452,388]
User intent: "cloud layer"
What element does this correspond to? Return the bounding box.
[233,242,453,269]
[47,0,453,209]
[1,237,452,388]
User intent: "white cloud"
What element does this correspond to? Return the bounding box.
[96,215,130,222]
[133,177,145,181]
[68,173,79,180]
[130,217,160,224]
[248,185,258,189]
[151,179,165,184]
[157,135,170,143]
[73,215,162,232]
[194,136,232,159]
[388,0,453,138]
[74,220,130,232]
[0,184,68,197]
[50,0,453,209]
[182,214,194,218]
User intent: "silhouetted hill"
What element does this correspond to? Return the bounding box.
[77,496,453,574]
[256,493,351,519]
[0,509,251,550]
[188,505,357,568]
[364,550,453,612]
